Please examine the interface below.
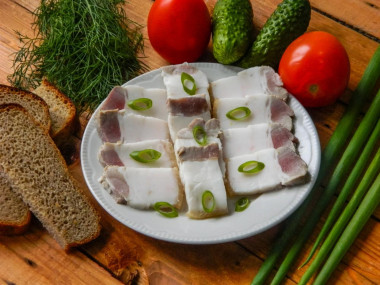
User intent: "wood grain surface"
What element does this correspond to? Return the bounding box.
[0,0,379,284]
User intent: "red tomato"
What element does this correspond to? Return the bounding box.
[147,0,211,64]
[278,31,350,108]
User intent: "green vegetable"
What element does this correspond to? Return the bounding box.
[202,190,216,213]
[238,0,310,68]
[212,0,253,64]
[238,161,264,174]
[300,118,380,271]
[300,134,380,284]
[154,202,178,218]
[251,46,380,285]
[271,88,380,285]
[181,72,196,95]
[226,107,251,120]
[314,172,380,284]
[8,0,145,112]
[192,125,208,146]
[127,98,152,111]
[235,197,250,212]
[130,149,161,163]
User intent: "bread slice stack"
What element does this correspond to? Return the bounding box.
[0,83,100,249]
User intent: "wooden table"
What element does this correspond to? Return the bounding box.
[0,0,379,284]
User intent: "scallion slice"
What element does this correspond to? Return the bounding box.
[181,72,196,95]
[238,161,265,174]
[235,197,250,212]
[192,125,207,146]
[127,98,152,111]
[202,190,215,213]
[226,107,251,120]
[129,149,161,163]
[154,202,178,218]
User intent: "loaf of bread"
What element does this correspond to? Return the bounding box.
[0,104,101,249]
[33,79,77,144]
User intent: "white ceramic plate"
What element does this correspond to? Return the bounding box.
[81,62,321,244]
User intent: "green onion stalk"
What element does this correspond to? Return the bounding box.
[299,132,380,284]
[271,88,380,285]
[251,46,380,285]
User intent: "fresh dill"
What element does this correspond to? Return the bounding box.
[8,0,146,112]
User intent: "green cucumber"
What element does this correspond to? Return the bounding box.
[237,0,311,68]
[212,0,254,64]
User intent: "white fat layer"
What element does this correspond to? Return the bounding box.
[222,124,273,159]
[102,166,181,209]
[179,160,228,217]
[214,96,272,130]
[100,139,175,168]
[227,149,283,195]
[168,112,211,142]
[211,66,288,100]
[118,112,169,143]
[122,85,168,121]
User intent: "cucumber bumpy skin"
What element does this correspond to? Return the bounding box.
[237,0,311,69]
[212,0,254,65]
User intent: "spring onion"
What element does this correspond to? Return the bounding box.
[226,107,251,120]
[271,88,380,285]
[238,161,264,174]
[127,98,152,111]
[129,149,161,163]
[235,197,250,212]
[251,46,380,285]
[300,144,380,284]
[154,202,178,218]
[300,118,380,271]
[314,172,380,284]
[192,125,208,146]
[202,190,215,213]
[181,72,196,95]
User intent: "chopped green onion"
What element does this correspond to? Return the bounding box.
[238,161,264,174]
[235,197,250,212]
[129,149,161,163]
[251,46,380,285]
[192,125,207,146]
[181,72,196,95]
[153,202,178,218]
[226,107,251,120]
[202,190,215,213]
[127,98,153,111]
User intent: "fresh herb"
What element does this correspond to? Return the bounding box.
[238,161,264,174]
[8,0,146,112]
[130,149,161,163]
[235,197,250,212]
[154,202,178,218]
[127,98,153,111]
[226,106,251,121]
[202,190,215,213]
[181,72,196,95]
[192,125,207,146]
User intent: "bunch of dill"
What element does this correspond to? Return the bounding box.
[8,0,146,112]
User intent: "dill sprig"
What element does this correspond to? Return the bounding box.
[8,0,146,112]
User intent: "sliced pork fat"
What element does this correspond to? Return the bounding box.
[222,123,297,159]
[211,66,288,100]
[99,139,176,168]
[226,147,308,195]
[99,166,183,209]
[167,96,209,116]
[213,95,294,131]
[101,85,168,121]
[97,111,169,143]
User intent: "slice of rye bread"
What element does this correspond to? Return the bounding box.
[0,104,101,249]
[33,79,77,145]
[0,85,51,235]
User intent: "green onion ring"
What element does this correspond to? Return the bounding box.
[154,202,178,218]
[235,197,250,212]
[127,98,153,111]
[192,125,208,146]
[226,106,252,120]
[181,72,196,95]
[202,190,216,213]
[238,160,265,174]
[129,149,161,163]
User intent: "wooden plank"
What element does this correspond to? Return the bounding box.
[310,0,380,40]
